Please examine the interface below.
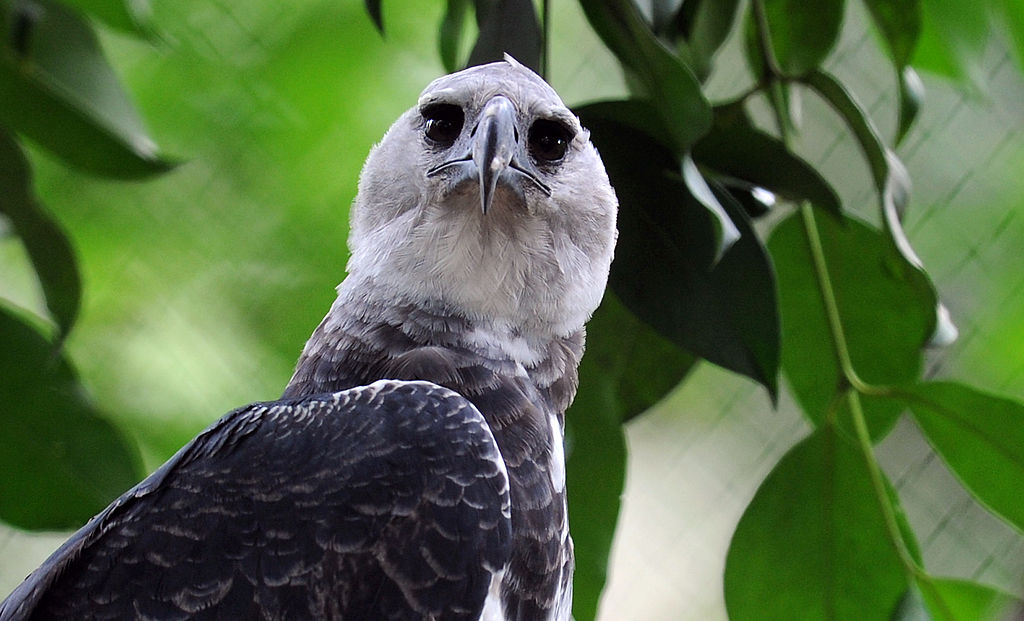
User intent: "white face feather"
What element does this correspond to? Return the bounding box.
[343,59,618,342]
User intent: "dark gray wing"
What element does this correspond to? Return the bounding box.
[0,380,511,621]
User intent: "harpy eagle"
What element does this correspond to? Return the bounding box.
[0,56,618,620]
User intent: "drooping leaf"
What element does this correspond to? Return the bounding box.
[0,0,173,178]
[58,0,154,38]
[693,103,842,216]
[901,381,1024,534]
[363,0,384,33]
[897,66,925,144]
[754,0,846,76]
[805,69,954,345]
[579,103,780,396]
[895,579,1023,621]
[578,0,712,151]
[0,304,141,530]
[438,0,471,73]
[566,292,694,620]
[864,0,922,68]
[769,212,933,437]
[725,425,913,621]
[0,129,81,339]
[467,0,542,72]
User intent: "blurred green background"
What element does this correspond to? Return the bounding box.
[1,1,1023,618]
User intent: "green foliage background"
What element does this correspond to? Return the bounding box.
[2,0,1024,619]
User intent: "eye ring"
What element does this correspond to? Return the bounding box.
[422,103,464,145]
[528,119,572,163]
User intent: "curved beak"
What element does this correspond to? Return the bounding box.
[473,96,517,214]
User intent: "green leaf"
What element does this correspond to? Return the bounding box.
[579,103,780,396]
[770,212,934,436]
[667,0,742,80]
[0,0,173,178]
[681,153,741,259]
[693,103,843,216]
[438,0,471,73]
[0,128,80,339]
[756,0,846,76]
[58,0,154,38]
[724,425,912,621]
[363,0,384,33]
[804,69,954,345]
[468,0,542,72]
[566,292,694,620]
[895,579,1023,621]
[0,304,141,530]
[901,381,1024,534]
[863,0,922,68]
[912,0,988,86]
[578,0,712,151]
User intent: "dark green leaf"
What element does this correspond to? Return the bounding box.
[438,0,471,73]
[724,425,912,621]
[58,0,154,38]
[668,0,741,80]
[805,70,953,345]
[578,0,712,151]
[566,291,693,620]
[0,128,80,339]
[0,304,141,530]
[864,0,922,68]
[363,0,384,33]
[0,0,173,178]
[756,0,846,76]
[681,153,741,259]
[467,0,542,73]
[901,381,1024,534]
[578,102,780,396]
[897,66,925,144]
[693,104,842,216]
[770,212,934,436]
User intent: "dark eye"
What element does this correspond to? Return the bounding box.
[422,104,464,144]
[528,119,572,162]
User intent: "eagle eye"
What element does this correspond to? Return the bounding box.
[528,119,572,163]
[422,103,464,145]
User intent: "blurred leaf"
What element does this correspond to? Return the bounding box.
[578,0,712,151]
[438,0,471,73]
[579,104,781,396]
[993,0,1024,73]
[566,291,694,621]
[770,212,933,437]
[363,0,383,33]
[725,425,912,621]
[756,0,846,76]
[582,291,696,425]
[0,0,172,178]
[0,128,80,339]
[0,304,141,530]
[864,0,922,67]
[693,103,842,216]
[897,66,925,144]
[58,0,154,38]
[895,579,1023,621]
[467,0,542,72]
[901,382,1024,533]
[912,0,988,86]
